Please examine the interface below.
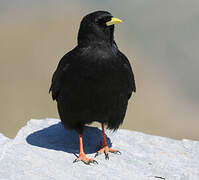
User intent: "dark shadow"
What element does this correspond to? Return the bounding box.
[26,122,112,154]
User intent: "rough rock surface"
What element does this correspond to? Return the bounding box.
[0,118,199,180]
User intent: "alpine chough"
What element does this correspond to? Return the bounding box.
[49,11,136,164]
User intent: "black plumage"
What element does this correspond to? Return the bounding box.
[49,11,136,164]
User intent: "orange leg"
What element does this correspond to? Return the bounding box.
[73,134,98,165]
[95,123,121,159]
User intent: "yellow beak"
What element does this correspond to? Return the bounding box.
[106,17,122,26]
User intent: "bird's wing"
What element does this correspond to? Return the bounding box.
[49,48,76,100]
[119,50,136,99]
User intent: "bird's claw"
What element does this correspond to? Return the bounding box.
[82,159,98,165]
[73,158,80,163]
[91,159,98,164]
[105,153,109,160]
[73,154,98,165]
[111,150,121,155]
[95,145,121,160]
[73,158,98,165]
[94,152,99,158]
[94,152,102,158]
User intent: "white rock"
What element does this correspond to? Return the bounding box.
[0,133,12,161]
[0,118,199,180]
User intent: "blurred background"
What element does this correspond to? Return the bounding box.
[0,0,199,140]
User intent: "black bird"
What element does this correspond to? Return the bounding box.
[49,11,136,164]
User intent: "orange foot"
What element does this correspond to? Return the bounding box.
[73,153,98,165]
[95,145,121,160]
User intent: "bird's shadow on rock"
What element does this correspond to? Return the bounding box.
[26,122,112,154]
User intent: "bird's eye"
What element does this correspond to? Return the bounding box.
[96,16,112,25]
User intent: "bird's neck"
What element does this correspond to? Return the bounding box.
[78,39,114,48]
[77,27,114,47]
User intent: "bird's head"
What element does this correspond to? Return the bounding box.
[77,11,122,46]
